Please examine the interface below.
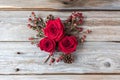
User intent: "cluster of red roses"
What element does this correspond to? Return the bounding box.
[28,12,91,64]
[39,18,78,55]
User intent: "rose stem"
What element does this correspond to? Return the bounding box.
[44,55,51,63]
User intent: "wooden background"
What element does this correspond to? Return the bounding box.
[0,0,120,80]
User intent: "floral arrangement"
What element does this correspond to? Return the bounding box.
[27,12,91,65]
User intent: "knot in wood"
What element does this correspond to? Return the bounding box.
[15,68,20,72]
[104,62,111,68]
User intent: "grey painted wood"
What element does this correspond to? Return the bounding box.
[0,0,120,10]
[0,11,120,41]
[0,75,120,80]
[0,42,120,74]
[0,0,120,79]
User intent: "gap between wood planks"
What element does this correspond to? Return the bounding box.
[0,73,120,75]
[0,75,120,80]
[0,8,120,11]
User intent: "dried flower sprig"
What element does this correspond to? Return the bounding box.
[28,12,45,37]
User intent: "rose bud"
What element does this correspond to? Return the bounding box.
[78,13,82,17]
[56,58,60,62]
[28,18,32,22]
[27,24,32,28]
[79,19,83,24]
[28,37,34,40]
[76,27,83,32]
[49,58,55,65]
[31,12,35,16]
[81,38,85,43]
[83,35,86,39]
[86,30,92,33]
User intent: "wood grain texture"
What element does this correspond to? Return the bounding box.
[0,42,120,74]
[0,11,120,41]
[0,75,120,80]
[0,0,120,10]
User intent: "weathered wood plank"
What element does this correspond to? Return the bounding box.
[0,11,120,41]
[0,42,120,74]
[0,75,120,80]
[0,0,120,10]
[1,11,120,18]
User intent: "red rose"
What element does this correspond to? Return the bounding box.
[44,18,64,41]
[58,36,78,54]
[38,37,56,55]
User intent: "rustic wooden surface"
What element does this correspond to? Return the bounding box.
[0,0,120,80]
[0,0,120,10]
